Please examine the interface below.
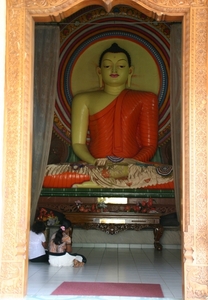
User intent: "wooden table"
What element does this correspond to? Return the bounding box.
[65,212,164,251]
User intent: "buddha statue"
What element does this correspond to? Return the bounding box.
[72,43,158,164]
[43,43,173,189]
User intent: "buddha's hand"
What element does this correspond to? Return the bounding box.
[95,158,113,167]
[120,158,140,165]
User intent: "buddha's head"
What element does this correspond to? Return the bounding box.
[97,43,133,88]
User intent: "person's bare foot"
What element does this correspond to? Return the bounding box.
[73,259,84,267]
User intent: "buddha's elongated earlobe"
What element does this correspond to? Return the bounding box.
[99,74,103,88]
[97,67,103,88]
[127,74,131,87]
[127,66,133,88]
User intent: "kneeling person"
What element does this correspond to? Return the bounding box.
[29,221,48,263]
[48,219,86,267]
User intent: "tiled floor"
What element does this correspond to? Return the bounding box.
[27,247,182,300]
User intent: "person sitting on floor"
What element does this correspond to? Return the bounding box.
[48,218,87,267]
[29,220,48,263]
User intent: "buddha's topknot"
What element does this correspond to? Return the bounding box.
[99,43,131,67]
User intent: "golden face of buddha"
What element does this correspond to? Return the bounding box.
[98,52,133,87]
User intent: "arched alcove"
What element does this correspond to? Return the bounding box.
[1,0,208,298]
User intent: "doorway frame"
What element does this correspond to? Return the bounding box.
[1,0,208,298]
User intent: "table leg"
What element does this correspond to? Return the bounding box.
[153,224,164,251]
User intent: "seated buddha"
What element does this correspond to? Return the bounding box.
[72,42,158,167]
[43,43,173,189]
[70,43,160,187]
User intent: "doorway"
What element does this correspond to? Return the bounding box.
[31,6,181,296]
[2,0,208,299]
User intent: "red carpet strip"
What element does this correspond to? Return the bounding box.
[51,281,164,297]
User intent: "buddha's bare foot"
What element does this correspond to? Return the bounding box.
[72,181,100,188]
[73,259,84,267]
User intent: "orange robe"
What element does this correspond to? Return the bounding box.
[88,89,158,162]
